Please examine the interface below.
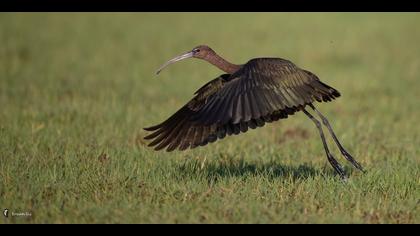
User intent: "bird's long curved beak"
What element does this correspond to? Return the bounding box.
[156,51,194,75]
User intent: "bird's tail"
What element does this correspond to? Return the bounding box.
[317,80,341,98]
[303,69,341,101]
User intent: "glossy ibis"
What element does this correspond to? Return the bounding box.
[144,45,364,180]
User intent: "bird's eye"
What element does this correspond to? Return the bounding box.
[193,48,200,53]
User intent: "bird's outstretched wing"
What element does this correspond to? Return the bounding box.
[144,58,340,151]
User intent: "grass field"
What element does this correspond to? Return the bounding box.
[1,13,419,223]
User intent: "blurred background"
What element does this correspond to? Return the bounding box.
[0,13,419,223]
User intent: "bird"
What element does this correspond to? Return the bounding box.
[144,45,364,180]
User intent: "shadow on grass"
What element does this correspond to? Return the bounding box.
[206,162,320,181]
[177,157,343,182]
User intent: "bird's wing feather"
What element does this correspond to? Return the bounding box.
[144,58,340,151]
[190,59,340,125]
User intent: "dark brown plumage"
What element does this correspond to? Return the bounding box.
[145,45,364,180]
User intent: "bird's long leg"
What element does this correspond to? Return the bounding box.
[309,104,364,172]
[302,108,347,180]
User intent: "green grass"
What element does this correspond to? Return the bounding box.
[1,13,419,223]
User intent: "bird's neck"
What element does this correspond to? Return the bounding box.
[205,53,241,74]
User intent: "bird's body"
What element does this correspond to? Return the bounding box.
[145,45,364,180]
[145,58,339,151]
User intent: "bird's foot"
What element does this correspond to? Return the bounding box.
[327,153,347,181]
[340,149,365,173]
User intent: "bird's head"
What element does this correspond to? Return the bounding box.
[156,45,215,75]
[190,45,215,59]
